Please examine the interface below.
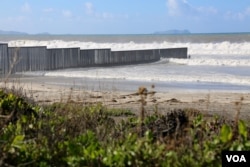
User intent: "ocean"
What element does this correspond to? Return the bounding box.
[1,33,250,93]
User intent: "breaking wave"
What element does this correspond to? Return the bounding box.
[7,40,250,55]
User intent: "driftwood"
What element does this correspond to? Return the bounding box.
[123,91,157,97]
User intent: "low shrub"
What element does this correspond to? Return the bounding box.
[0,89,249,166]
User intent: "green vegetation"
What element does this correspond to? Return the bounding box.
[0,89,250,167]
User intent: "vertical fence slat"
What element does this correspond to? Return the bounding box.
[2,44,187,74]
[0,43,8,75]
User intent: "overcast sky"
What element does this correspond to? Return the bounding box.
[0,0,250,34]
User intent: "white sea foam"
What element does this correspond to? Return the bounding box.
[43,69,250,86]
[7,39,250,90]
[7,40,250,55]
[169,55,250,66]
[41,60,250,87]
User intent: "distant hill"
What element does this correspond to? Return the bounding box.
[36,32,50,35]
[154,29,191,35]
[0,30,28,35]
[0,30,52,35]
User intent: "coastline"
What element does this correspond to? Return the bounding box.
[1,75,250,120]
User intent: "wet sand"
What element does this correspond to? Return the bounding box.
[1,76,250,120]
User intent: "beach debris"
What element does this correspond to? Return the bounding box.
[198,99,206,103]
[119,96,126,99]
[166,98,181,103]
[150,99,157,103]
[90,95,102,98]
[138,86,148,95]
[111,99,117,102]
[124,90,156,97]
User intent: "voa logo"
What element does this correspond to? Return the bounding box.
[226,155,247,163]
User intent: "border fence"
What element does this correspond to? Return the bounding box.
[0,43,187,75]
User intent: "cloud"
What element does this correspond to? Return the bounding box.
[197,6,218,15]
[167,0,184,16]
[21,2,31,13]
[102,12,114,19]
[167,0,250,22]
[84,2,115,19]
[246,7,250,15]
[85,2,94,15]
[166,0,217,18]
[225,7,250,20]
[62,10,72,18]
[225,11,244,20]
[5,16,27,23]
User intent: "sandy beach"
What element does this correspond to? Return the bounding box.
[1,75,250,120]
